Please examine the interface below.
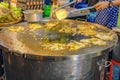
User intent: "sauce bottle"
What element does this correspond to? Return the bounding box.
[43,0,52,18]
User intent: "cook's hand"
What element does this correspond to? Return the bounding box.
[94,1,109,10]
[76,0,82,2]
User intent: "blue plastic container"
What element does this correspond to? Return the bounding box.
[74,1,88,9]
[87,12,96,23]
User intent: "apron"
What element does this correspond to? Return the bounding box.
[95,6,119,29]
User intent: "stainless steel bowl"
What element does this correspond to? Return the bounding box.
[23,10,43,22]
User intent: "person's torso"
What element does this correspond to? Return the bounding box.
[95,6,119,28]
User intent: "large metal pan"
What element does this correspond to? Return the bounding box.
[0,19,118,80]
[0,20,118,56]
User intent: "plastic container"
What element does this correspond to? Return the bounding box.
[43,0,52,18]
[74,2,88,9]
[87,12,96,23]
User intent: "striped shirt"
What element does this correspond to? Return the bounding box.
[95,6,119,29]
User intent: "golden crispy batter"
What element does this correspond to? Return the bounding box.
[28,24,42,31]
[7,20,113,51]
[67,41,86,50]
[8,26,24,32]
[95,32,114,41]
[59,27,77,33]
[78,29,96,36]
[77,25,97,36]
[45,21,59,28]
[90,38,107,46]
[80,38,107,46]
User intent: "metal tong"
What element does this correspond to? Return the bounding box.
[51,0,76,18]
[51,0,94,20]
[56,6,94,20]
[53,0,77,12]
[69,6,94,13]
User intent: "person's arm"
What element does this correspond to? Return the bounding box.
[112,0,120,6]
[94,0,120,10]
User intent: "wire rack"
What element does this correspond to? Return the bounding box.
[17,0,43,10]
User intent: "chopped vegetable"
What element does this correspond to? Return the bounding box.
[0,2,22,24]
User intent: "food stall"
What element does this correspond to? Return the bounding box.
[0,1,22,79]
[0,19,118,80]
[0,0,118,80]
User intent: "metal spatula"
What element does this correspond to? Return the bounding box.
[55,6,94,20]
